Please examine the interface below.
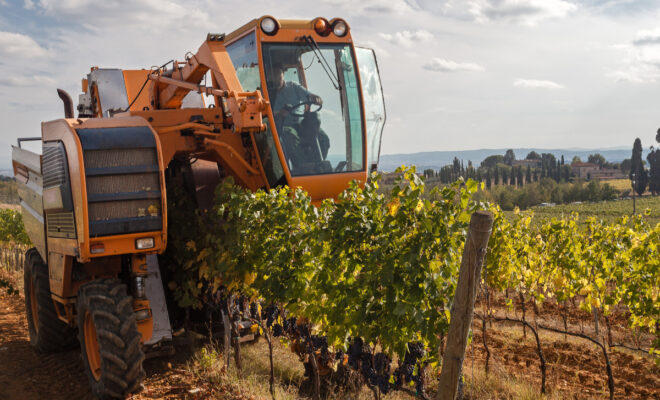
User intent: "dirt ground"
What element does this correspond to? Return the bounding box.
[1,277,658,400]
[0,285,244,400]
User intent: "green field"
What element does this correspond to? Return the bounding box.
[505,195,660,225]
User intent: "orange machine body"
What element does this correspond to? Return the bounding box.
[13,16,386,346]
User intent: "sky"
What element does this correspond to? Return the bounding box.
[1,0,660,167]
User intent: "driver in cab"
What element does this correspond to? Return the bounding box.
[269,64,331,173]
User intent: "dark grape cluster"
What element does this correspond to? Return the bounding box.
[345,338,394,394]
[374,352,390,375]
[262,304,279,327]
[347,337,365,370]
[394,362,414,386]
[282,317,296,334]
[361,362,378,386]
[249,301,260,320]
[403,341,425,365]
[392,341,428,395]
[377,374,391,395]
[272,323,283,337]
[309,335,328,351]
[296,322,310,338]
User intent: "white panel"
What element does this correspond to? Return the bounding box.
[144,255,173,345]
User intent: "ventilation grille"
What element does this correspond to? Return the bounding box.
[43,142,67,188]
[47,212,76,239]
[43,141,76,239]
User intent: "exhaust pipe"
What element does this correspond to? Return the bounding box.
[57,88,74,118]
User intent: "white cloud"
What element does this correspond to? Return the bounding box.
[378,30,433,48]
[513,78,564,89]
[0,31,49,58]
[423,58,485,72]
[355,40,390,58]
[633,27,660,46]
[608,28,660,83]
[467,0,578,26]
[24,0,34,9]
[34,0,210,30]
[325,0,415,14]
[0,74,56,87]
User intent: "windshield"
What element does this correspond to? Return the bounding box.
[262,42,364,177]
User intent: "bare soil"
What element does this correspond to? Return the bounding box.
[1,274,658,400]
[0,278,250,400]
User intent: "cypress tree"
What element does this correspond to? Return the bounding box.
[631,138,648,195]
[526,166,531,185]
[648,146,659,195]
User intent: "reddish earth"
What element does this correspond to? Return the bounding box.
[465,295,660,400]
[1,274,658,400]
[0,280,248,400]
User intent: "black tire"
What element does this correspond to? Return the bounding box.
[77,279,145,399]
[24,247,78,352]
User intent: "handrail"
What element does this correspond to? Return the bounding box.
[16,137,42,148]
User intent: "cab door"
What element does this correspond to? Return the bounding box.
[356,48,386,173]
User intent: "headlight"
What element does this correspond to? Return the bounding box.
[136,237,154,250]
[333,20,348,37]
[260,16,279,35]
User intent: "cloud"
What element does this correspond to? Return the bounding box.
[355,40,390,58]
[633,28,660,46]
[325,0,415,14]
[378,30,433,47]
[513,78,564,89]
[0,74,56,87]
[467,0,578,26]
[24,0,35,9]
[33,0,209,31]
[423,58,485,72]
[608,28,660,83]
[0,31,49,58]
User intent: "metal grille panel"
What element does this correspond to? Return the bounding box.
[77,126,162,237]
[43,142,67,188]
[86,173,160,195]
[83,148,157,169]
[46,212,75,238]
[89,199,161,221]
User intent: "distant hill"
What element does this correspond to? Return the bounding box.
[377,147,644,172]
[0,147,647,175]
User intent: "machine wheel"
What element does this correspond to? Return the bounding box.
[24,247,77,352]
[77,279,145,399]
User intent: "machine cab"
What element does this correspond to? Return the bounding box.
[224,16,386,199]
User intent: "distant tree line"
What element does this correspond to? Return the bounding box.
[424,149,592,187]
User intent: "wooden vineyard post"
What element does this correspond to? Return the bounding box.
[437,210,493,400]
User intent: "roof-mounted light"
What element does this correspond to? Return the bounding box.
[260,16,279,36]
[313,18,332,37]
[332,19,349,37]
